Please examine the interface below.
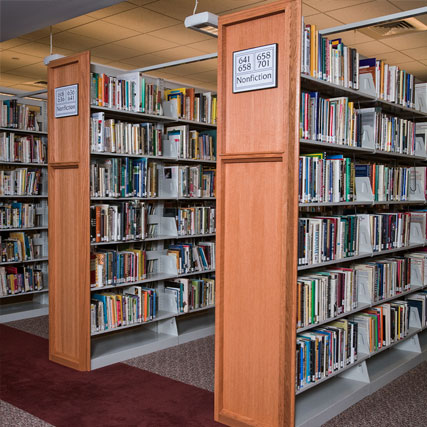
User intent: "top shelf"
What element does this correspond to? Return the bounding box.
[300,74,427,121]
[91,105,217,129]
[0,127,48,135]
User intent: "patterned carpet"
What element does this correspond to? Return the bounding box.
[3,315,427,426]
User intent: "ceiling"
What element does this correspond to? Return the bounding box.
[0,0,426,94]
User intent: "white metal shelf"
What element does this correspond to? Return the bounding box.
[299,200,426,208]
[0,226,48,232]
[0,195,47,199]
[0,161,47,167]
[0,127,48,135]
[0,288,48,299]
[298,244,425,271]
[91,196,216,201]
[91,232,215,246]
[90,151,216,164]
[0,257,48,266]
[0,301,48,323]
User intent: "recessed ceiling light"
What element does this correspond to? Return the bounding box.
[11,57,20,60]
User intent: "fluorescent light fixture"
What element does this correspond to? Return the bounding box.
[43,53,65,65]
[184,12,218,37]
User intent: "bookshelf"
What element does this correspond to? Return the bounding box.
[0,95,49,322]
[215,1,427,427]
[48,52,217,371]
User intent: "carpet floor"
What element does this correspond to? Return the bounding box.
[3,315,427,426]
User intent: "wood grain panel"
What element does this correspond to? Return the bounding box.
[48,52,91,371]
[215,1,301,426]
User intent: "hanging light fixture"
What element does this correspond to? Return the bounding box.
[184,1,218,37]
[43,26,65,65]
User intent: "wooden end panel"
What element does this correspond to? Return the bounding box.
[216,1,301,426]
[220,3,288,156]
[219,158,283,426]
[48,52,91,371]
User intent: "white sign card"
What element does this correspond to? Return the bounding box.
[55,84,79,118]
[233,43,277,93]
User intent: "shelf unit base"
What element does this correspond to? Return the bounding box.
[296,330,427,427]
[91,310,215,370]
[0,302,49,323]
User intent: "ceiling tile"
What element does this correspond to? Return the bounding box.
[0,51,41,72]
[121,53,170,68]
[327,0,401,24]
[0,38,30,51]
[91,56,117,65]
[144,0,261,20]
[381,32,427,50]
[159,60,218,77]
[11,62,48,80]
[10,42,75,59]
[187,39,218,54]
[145,45,207,62]
[420,59,427,66]
[393,60,427,79]
[91,44,143,61]
[185,70,217,83]
[305,13,344,30]
[303,0,375,13]
[376,50,414,64]
[403,46,427,60]
[352,40,395,56]
[0,73,35,85]
[217,0,282,15]
[9,83,44,91]
[126,0,161,6]
[148,24,212,45]
[20,28,57,41]
[86,2,138,19]
[103,61,136,70]
[388,1,427,11]
[114,34,179,53]
[327,30,373,46]
[52,15,96,32]
[102,7,180,33]
[69,21,141,42]
[38,32,104,51]
[302,3,321,17]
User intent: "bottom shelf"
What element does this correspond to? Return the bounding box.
[0,301,49,323]
[295,329,427,427]
[91,308,215,369]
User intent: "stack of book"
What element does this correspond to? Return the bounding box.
[0,202,39,229]
[90,248,147,288]
[352,300,410,353]
[296,318,358,390]
[90,72,162,115]
[164,277,215,313]
[0,264,44,295]
[91,114,163,156]
[300,92,361,146]
[0,168,43,196]
[167,241,215,274]
[91,286,157,332]
[0,100,44,131]
[0,231,40,262]
[164,205,216,236]
[0,133,47,163]
[359,58,416,107]
[90,202,148,243]
[301,22,360,89]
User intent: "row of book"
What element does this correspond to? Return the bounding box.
[165,205,216,236]
[298,212,415,266]
[91,114,163,156]
[0,168,43,196]
[300,93,361,146]
[0,100,44,131]
[90,158,158,198]
[90,248,147,288]
[0,231,43,262]
[302,22,360,89]
[91,72,162,115]
[0,202,41,229]
[91,202,149,243]
[300,93,418,155]
[0,265,44,296]
[299,154,423,203]
[90,72,217,124]
[297,252,427,328]
[166,125,216,161]
[365,107,416,154]
[407,292,427,328]
[0,133,47,164]
[301,23,417,109]
[165,277,215,313]
[91,286,158,332]
[297,299,413,390]
[167,241,215,274]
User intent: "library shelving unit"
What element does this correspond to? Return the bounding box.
[0,95,49,322]
[48,52,216,370]
[215,1,427,427]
